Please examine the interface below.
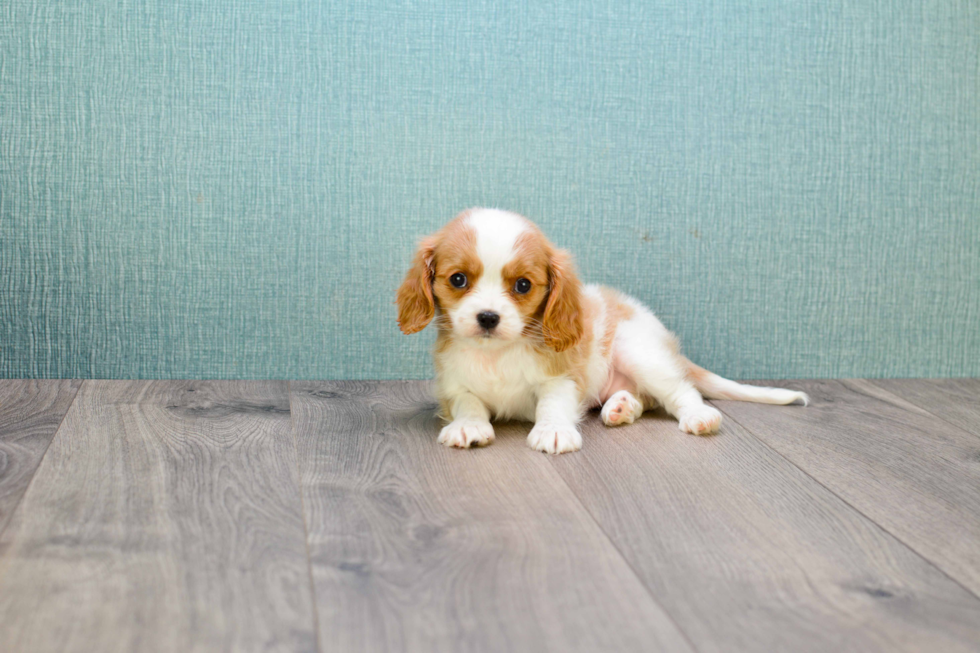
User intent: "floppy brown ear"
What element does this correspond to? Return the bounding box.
[542,248,584,351]
[396,237,437,334]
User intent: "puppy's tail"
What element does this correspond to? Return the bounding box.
[686,360,809,406]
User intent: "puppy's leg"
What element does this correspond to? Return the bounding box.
[640,367,721,435]
[616,318,722,436]
[601,390,645,426]
[438,391,495,448]
[527,377,583,454]
[633,360,721,435]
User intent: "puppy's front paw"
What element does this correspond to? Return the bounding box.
[527,422,582,454]
[438,420,495,448]
[678,405,722,435]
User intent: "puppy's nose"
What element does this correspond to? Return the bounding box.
[476,311,500,330]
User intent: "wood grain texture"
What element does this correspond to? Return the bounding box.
[0,381,318,653]
[290,380,693,653]
[0,379,80,536]
[714,379,980,597]
[547,406,980,652]
[869,378,980,438]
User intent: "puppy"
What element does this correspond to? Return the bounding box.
[397,208,807,454]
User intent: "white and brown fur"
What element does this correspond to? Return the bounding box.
[397,208,807,454]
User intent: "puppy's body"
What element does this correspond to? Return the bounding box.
[398,209,807,454]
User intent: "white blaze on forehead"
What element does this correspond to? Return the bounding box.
[451,209,529,340]
[466,209,528,279]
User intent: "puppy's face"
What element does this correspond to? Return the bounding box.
[397,209,584,351]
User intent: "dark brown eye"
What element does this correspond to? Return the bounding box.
[514,278,531,294]
[450,272,467,289]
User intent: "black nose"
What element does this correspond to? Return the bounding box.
[476,311,500,330]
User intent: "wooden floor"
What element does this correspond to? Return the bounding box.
[0,379,978,652]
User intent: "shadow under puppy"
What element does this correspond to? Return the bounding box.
[397,208,807,454]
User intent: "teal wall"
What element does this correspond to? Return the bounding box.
[2,1,978,380]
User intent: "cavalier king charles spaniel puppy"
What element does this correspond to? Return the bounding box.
[397,208,807,454]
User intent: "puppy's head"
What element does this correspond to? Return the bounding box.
[397,208,584,351]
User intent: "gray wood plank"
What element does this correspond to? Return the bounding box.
[0,380,318,653]
[290,380,693,653]
[0,379,80,536]
[714,379,980,598]
[870,378,980,439]
[548,406,980,653]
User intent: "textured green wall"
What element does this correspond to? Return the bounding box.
[2,1,978,380]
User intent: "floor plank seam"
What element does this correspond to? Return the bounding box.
[0,379,82,542]
[863,379,980,443]
[543,448,703,653]
[712,400,980,603]
[287,381,324,653]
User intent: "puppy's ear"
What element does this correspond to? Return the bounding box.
[396,237,437,334]
[542,248,584,352]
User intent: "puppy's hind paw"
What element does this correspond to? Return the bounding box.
[678,405,722,435]
[438,420,495,448]
[527,422,582,454]
[601,390,644,426]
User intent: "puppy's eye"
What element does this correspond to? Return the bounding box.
[449,272,467,289]
[514,278,532,295]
